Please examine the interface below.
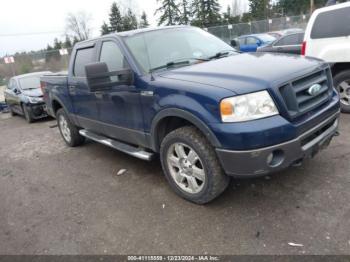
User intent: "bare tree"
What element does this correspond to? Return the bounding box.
[66,12,92,41]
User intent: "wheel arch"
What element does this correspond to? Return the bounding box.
[331,63,350,77]
[150,108,221,152]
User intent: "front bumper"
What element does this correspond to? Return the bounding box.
[27,103,48,120]
[216,111,340,177]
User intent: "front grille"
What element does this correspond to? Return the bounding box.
[279,69,333,119]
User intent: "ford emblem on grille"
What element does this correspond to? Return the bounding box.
[308,84,322,96]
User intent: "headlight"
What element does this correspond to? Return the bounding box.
[28,96,43,104]
[220,91,278,122]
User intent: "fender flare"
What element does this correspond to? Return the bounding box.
[150,108,221,151]
[50,96,78,125]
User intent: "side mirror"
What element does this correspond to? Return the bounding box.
[257,40,262,46]
[85,62,133,92]
[13,88,20,94]
[230,40,238,47]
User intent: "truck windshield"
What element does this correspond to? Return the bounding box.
[124,27,237,73]
[19,76,41,90]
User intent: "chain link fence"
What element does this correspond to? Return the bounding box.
[0,48,73,84]
[207,14,310,44]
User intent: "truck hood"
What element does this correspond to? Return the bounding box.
[159,53,326,95]
[22,88,43,97]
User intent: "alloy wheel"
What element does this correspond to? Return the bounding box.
[59,115,71,143]
[338,80,350,106]
[166,142,206,194]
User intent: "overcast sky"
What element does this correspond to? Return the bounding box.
[0,0,248,56]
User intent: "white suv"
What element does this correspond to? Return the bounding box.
[303,2,350,112]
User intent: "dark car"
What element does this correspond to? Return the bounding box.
[41,26,339,204]
[257,32,305,55]
[4,72,51,123]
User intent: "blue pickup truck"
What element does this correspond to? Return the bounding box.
[41,26,340,204]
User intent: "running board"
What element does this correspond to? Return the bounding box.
[79,129,154,161]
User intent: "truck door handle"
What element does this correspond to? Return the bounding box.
[69,86,76,94]
[94,91,104,99]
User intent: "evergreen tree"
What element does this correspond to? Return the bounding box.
[223,5,232,24]
[101,21,110,35]
[248,0,271,20]
[109,2,124,32]
[179,0,191,25]
[72,36,80,45]
[122,9,138,31]
[191,0,221,27]
[63,35,73,49]
[139,11,150,28]
[155,0,181,26]
[53,38,62,50]
[275,0,341,16]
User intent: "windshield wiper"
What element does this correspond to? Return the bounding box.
[150,58,209,73]
[208,50,236,60]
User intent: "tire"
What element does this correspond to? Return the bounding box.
[9,108,16,116]
[56,108,85,147]
[5,100,15,116]
[22,104,34,123]
[160,126,230,204]
[333,70,350,113]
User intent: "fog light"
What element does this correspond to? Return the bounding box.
[267,150,284,167]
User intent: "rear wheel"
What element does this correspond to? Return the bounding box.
[57,108,85,147]
[334,70,350,113]
[160,126,230,204]
[22,104,34,123]
[5,100,15,116]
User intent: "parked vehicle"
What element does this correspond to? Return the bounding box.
[268,28,304,39]
[41,26,340,204]
[257,32,304,55]
[233,33,276,52]
[4,72,51,123]
[303,2,350,112]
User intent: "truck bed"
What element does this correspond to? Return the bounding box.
[40,73,69,117]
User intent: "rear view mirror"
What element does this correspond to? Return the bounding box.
[85,62,133,92]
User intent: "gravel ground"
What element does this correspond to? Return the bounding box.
[0,113,349,255]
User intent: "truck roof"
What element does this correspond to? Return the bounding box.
[76,25,192,46]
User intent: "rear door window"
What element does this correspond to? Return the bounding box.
[7,79,14,90]
[238,38,246,45]
[311,6,350,39]
[73,47,95,77]
[246,37,258,45]
[275,33,303,46]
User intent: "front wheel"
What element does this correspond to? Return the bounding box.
[56,108,85,147]
[160,126,230,204]
[22,104,34,123]
[334,70,350,113]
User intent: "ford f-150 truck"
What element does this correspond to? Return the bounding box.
[41,26,340,204]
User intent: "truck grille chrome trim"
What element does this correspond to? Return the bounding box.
[280,68,333,119]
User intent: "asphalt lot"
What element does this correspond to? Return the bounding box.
[0,112,349,255]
